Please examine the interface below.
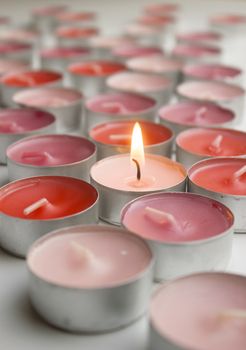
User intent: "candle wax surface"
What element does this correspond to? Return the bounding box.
[28,228,152,288]
[0,42,31,54]
[90,120,172,146]
[151,273,246,350]
[177,128,246,157]
[112,45,163,58]
[86,92,155,115]
[0,59,28,75]
[122,193,233,242]
[183,63,241,80]
[189,158,246,195]
[127,55,183,73]
[172,44,220,58]
[0,176,98,219]
[41,47,90,58]
[2,70,62,87]
[91,154,186,191]
[177,81,244,101]
[69,61,126,76]
[159,102,235,126]
[0,108,54,134]
[144,3,179,14]
[177,31,221,42]
[107,72,171,93]
[57,26,99,38]
[90,36,135,48]
[7,134,95,166]
[14,87,82,108]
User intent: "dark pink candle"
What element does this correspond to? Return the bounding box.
[41,47,90,59]
[32,5,67,16]
[0,42,31,55]
[172,44,221,61]
[183,63,242,82]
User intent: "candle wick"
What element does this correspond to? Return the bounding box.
[144,206,177,226]
[234,165,246,180]
[195,106,207,119]
[70,241,94,262]
[132,158,141,180]
[211,134,223,149]
[23,197,49,216]
[219,309,246,321]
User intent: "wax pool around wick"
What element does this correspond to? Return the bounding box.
[109,134,131,141]
[21,151,53,162]
[24,197,49,216]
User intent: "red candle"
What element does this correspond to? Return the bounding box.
[68,61,126,77]
[1,70,62,87]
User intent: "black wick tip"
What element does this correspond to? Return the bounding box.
[132,158,141,181]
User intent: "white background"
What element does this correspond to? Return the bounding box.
[0,0,246,349]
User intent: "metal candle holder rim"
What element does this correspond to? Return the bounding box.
[0,176,99,222]
[27,224,155,289]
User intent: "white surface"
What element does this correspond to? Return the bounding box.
[0,0,246,349]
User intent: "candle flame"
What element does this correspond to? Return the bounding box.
[130,122,145,168]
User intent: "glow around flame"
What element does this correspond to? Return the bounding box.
[130,122,145,167]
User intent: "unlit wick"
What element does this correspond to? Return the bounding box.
[23,197,49,216]
[70,240,94,262]
[144,206,177,226]
[102,102,129,114]
[132,158,141,180]
[195,106,207,119]
[234,165,246,180]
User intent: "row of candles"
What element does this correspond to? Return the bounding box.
[0,3,246,350]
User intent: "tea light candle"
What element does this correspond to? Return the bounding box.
[144,3,179,15]
[0,108,55,164]
[176,31,222,46]
[0,59,29,76]
[0,176,98,257]
[27,224,153,332]
[90,122,186,224]
[137,14,175,27]
[188,157,246,231]
[150,272,246,350]
[56,26,100,47]
[89,119,173,159]
[172,44,221,63]
[121,192,234,280]
[210,14,246,34]
[68,60,126,97]
[55,11,96,25]
[89,35,136,59]
[177,80,245,120]
[107,71,172,106]
[127,55,183,89]
[40,46,91,72]
[0,69,62,107]
[158,101,235,134]
[0,28,39,45]
[85,92,157,131]
[182,63,242,85]
[14,87,83,132]
[111,44,163,63]
[124,23,164,46]
[7,134,96,181]
[176,127,246,168]
[0,41,32,62]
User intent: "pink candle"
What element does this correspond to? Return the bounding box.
[69,60,126,77]
[183,63,242,82]
[150,273,246,350]
[56,26,99,39]
[40,47,90,59]
[32,5,67,16]
[137,14,175,27]
[125,23,162,38]
[0,59,29,76]
[1,70,62,87]
[176,31,221,44]
[112,45,163,61]
[172,44,221,62]
[56,11,96,23]
[210,14,246,26]
[89,35,135,50]
[0,29,39,44]
[127,55,183,75]
[144,3,179,15]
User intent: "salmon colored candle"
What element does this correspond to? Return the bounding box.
[210,14,246,26]
[90,35,135,49]
[69,60,126,77]
[32,5,67,16]
[1,70,62,87]
[137,14,175,26]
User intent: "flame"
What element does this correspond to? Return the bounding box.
[130,122,145,167]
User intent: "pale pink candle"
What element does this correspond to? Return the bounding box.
[0,29,39,44]
[172,44,221,62]
[112,45,163,61]
[177,31,221,44]
[183,63,242,82]
[55,11,96,23]
[89,35,135,49]
[210,14,246,26]
[0,59,28,76]
[127,55,183,74]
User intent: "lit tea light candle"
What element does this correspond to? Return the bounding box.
[0,108,55,164]
[0,176,98,257]
[68,60,126,97]
[27,224,153,332]
[14,87,83,132]
[7,134,96,181]
[89,35,136,59]
[111,44,163,63]
[176,127,246,168]
[182,63,242,85]
[56,26,100,46]
[0,41,32,63]
[158,101,235,134]
[177,80,245,121]
[0,69,62,107]
[172,44,221,63]
[89,119,173,159]
[121,192,234,280]
[107,71,172,106]
[85,92,157,131]
[0,59,29,76]
[176,31,222,46]
[150,272,246,350]
[90,122,186,224]
[40,46,91,72]
[127,55,183,89]
[188,157,246,231]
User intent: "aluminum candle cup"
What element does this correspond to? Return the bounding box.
[0,70,62,107]
[107,71,173,107]
[7,134,96,182]
[27,224,154,332]
[89,120,173,159]
[84,92,157,132]
[89,36,136,59]
[126,55,183,91]
[176,31,222,47]
[90,154,187,225]
[56,26,100,47]
[0,42,33,63]
[149,272,246,350]
[158,101,236,135]
[68,60,126,98]
[32,5,67,36]
[0,108,55,164]
[0,176,99,257]
[0,59,29,77]
[172,44,221,64]
[188,157,246,232]
[40,47,91,72]
[121,192,234,281]
[14,87,83,133]
[176,80,245,122]
[176,127,246,168]
[182,63,243,85]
